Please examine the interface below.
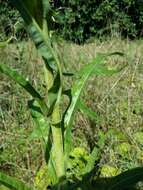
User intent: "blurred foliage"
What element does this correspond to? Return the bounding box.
[1,0,143,43]
[0,0,26,41]
[52,0,143,43]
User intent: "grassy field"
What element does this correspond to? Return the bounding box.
[1,37,143,188]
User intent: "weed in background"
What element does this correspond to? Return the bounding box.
[0,1,143,189]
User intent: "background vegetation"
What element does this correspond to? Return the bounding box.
[53,0,143,43]
[1,0,143,189]
[1,0,143,43]
[1,38,143,188]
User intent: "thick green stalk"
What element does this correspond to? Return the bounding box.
[51,124,65,179]
[51,100,65,179]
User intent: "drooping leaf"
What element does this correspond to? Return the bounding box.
[12,0,43,27]
[108,167,143,190]
[10,0,57,71]
[64,52,124,158]
[10,0,63,115]
[64,54,104,156]
[0,63,48,115]
[78,52,125,77]
[10,0,63,116]
[0,172,34,190]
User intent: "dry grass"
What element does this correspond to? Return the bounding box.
[1,37,143,185]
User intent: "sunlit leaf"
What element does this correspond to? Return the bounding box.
[0,63,48,115]
[10,0,57,71]
[64,52,124,158]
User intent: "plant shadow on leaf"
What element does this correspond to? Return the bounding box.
[46,167,143,190]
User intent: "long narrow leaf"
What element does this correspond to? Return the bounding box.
[78,100,100,122]
[10,0,63,110]
[64,54,104,133]
[0,172,34,190]
[0,63,48,115]
[10,0,57,71]
[28,100,52,166]
[64,52,125,158]
[64,53,117,157]
[10,0,63,115]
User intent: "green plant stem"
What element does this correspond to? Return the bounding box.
[50,85,65,179]
[51,124,65,179]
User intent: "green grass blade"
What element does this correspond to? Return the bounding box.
[0,63,48,115]
[0,172,34,190]
[108,167,143,190]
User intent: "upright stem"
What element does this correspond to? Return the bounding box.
[51,124,65,179]
[42,4,65,179]
[42,36,65,180]
[51,89,65,179]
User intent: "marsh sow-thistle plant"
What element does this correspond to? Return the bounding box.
[1,0,143,190]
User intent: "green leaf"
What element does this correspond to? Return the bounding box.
[12,0,43,27]
[0,63,48,115]
[10,0,63,113]
[28,100,53,166]
[28,100,50,143]
[83,146,99,174]
[64,54,104,155]
[78,52,125,77]
[78,100,100,122]
[83,131,106,174]
[0,172,34,190]
[64,52,125,158]
[10,0,57,71]
[10,0,63,114]
[108,167,143,190]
